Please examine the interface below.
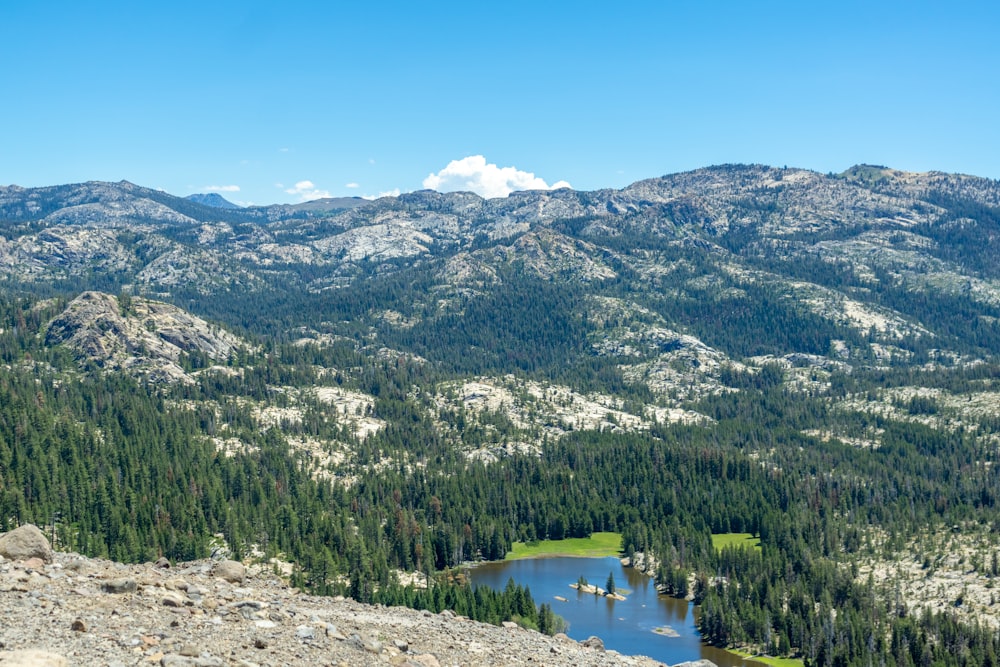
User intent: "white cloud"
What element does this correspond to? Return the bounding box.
[284,180,331,202]
[203,184,241,193]
[345,182,360,189]
[423,155,571,199]
[362,188,401,201]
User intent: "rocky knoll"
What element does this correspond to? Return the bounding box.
[0,525,669,667]
[45,292,246,383]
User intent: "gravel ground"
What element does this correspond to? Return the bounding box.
[0,549,671,667]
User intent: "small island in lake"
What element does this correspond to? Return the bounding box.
[570,572,628,600]
[569,581,627,601]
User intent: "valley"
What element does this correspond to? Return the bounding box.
[2,164,1000,665]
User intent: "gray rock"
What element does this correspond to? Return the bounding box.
[155,557,171,568]
[345,633,381,654]
[161,592,187,607]
[0,525,53,563]
[295,625,315,640]
[406,655,441,667]
[673,662,718,667]
[178,645,200,657]
[6,570,29,584]
[160,656,224,667]
[101,578,138,594]
[581,636,605,651]
[233,600,265,610]
[212,559,245,583]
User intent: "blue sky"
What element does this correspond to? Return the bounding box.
[2,1,998,204]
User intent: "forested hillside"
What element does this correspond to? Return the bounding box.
[4,164,1000,665]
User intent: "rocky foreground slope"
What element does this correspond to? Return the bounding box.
[0,526,672,667]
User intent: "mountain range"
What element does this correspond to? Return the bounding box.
[4,163,1000,445]
[3,164,998,366]
[3,164,1000,664]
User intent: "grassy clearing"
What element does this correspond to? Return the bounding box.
[505,532,622,560]
[729,648,803,667]
[711,532,761,552]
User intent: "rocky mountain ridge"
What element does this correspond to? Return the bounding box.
[4,165,998,299]
[5,164,1000,445]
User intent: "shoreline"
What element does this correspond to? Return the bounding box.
[469,544,772,667]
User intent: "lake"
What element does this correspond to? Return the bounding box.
[465,556,759,666]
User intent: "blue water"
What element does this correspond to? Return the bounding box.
[466,556,751,666]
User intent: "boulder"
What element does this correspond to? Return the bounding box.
[212,559,245,583]
[0,525,53,563]
[581,635,605,651]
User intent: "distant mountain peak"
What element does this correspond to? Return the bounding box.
[287,196,370,213]
[185,193,242,209]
